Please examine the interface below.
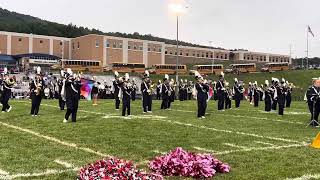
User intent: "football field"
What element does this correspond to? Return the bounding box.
[0,99,319,180]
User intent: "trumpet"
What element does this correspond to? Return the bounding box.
[148,84,155,95]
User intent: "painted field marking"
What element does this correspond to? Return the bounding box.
[254,141,276,147]
[0,121,112,158]
[223,143,248,149]
[194,143,307,155]
[0,169,8,175]
[150,118,305,144]
[0,167,80,179]
[286,173,320,180]
[152,150,167,155]
[54,159,74,168]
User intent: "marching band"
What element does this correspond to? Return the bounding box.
[2,67,317,127]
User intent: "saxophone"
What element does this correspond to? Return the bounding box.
[148,82,155,95]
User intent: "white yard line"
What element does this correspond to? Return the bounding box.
[0,121,112,158]
[223,143,248,149]
[152,150,167,155]
[0,167,80,179]
[0,169,8,175]
[254,141,276,147]
[150,118,305,144]
[54,159,74,168]
[194,143,307,155]
[286,173,320,180]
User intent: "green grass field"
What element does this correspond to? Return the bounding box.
[0,99,320,180]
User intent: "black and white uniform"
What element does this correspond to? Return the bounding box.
[141,81,152,112]
[252,86,260,107]
[168,85,175,109]
[30,78,44,116]
[264,86,273,112]
[216,79,225,110]
[271,85,278,111]
[225,88,232,109]
[113,79,121,110]
[121,82,132,116]
[64,78,81,122]
[1,79,13,112]
[132,82,137,101]
[306,86,320,126]
[195,82,209,117]
[286,87,292,108]
[233,83,243,108]
[277,85,286,115]
[58,78,65,110]
[161,83,169,110]
[156,83,161,100]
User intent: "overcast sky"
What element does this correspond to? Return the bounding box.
[0,0,319,58]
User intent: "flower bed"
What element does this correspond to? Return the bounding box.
[149,147,230,178]
[78,158,163,180]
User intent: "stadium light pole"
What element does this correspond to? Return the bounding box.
[169,2,187,90]
[209,41,214,74]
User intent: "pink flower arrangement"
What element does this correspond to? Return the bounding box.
[78,158,163,180]
[149,147,230,178]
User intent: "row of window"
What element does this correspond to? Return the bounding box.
[165,51,229,59]
[230,65,255,68]
[64,61,99,66]
[17,38,64,45]
[154,65,186,70]
[196,66,223,70]
[244,55,267,61]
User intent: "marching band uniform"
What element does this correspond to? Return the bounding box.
[225,82,232,109]
[121,73,132,116]
[0,74,3,103]
[187,81,193,100]
[1,68,14,113]
[168,80,175,109]
[252,82,260,107]
[248,83,253,104]
[271,79,278,111]
[161,75,170,110]
[30,67,44,116]
[57,75,66,110]
[233,78,243,108]
[286,82,292,108]
[264,80,272,112]
[277,79,287,115]
[194,71,209,118]
[112,71,121,110]
[131,79,137,101]
[156,80,161,100]
[141,71,152,113]
[64,71,82,123]
[216,73,225,111]
[179,79,185,101]
[306,78,320,127]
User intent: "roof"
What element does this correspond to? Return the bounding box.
[0,54,16,62]
[13,53,60,60]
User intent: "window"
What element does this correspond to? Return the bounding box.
[95,40,99,47]
[165,51,168,54]
[113,42,117,48]
[40,40,43,44]
[60,41,63,46]
[72,43,75,50]
[153,46,156,51]
[180,51,183,55]
[148,48,151,51]
[197,54,200,57]
[134,45,137,50]
[106,40,110,47]
[175,52,177,55]
[139,46,143,50]
[119,43,123,48]
[77,42,80,49]
[210,55,213,58]
[186,53,189,56]
[18,38,22,42]
[128,45,131,49]
[159,48,162,52]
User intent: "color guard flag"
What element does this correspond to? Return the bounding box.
[80,78,94,101]
[207,86,213,102]
[308,25,315,37]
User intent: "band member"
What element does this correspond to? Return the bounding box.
[259,85,264,101]
[271,78,279,111]
[277,78,287,115]
[225,82,232,109]
[30,67,44,116]
[141,70,152,113]
[233,78,244,108]
[285,81,292,108]
[179,79,185,101]
[187,81,193,100]
[161,74,170,110]
[168,79,175,109]
[57,70,66,110]
[252,81,260,107]
[183,79,188,100]
[92,76,98,106]
[63,69,82,123]
[1,67,15,113]
[131,78,137,101]
[248,82,253,104]
[0,73,3,103]
[112,71,121,110]
[264,80,272,112]
[216,72,225,111]
[306,78,320,127]
[121,73,132,116]
[194,71,209,119]
[156,80,162,100]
